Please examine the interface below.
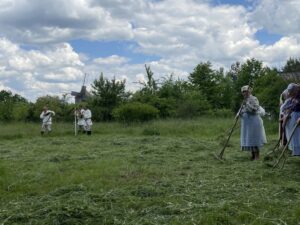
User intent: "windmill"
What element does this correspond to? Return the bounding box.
[71,73,91,103]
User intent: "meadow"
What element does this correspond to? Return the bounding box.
[1,117,300,225]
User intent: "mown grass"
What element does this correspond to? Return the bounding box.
[1,117,300,224]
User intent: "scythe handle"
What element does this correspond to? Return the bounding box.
[273,121,299,169]
[217,101,245,159]
[218,116,239,159]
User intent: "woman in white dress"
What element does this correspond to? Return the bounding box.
[239,85,267,160]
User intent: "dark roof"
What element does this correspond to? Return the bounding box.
[280,72,300,82]
[71,86,90,103]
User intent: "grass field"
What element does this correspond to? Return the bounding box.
[1,117,300,225]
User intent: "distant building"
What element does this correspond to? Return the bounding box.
[71,85,90,103]
[280,72,300,82]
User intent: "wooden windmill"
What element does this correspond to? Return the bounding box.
[71,73,90,103]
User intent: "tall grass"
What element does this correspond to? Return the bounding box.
[0,116,278,139]
[1,117,294,225]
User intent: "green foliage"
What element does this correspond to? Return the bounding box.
[210,108,234,118]
[131,91,171,118]
[60,103,76,122]
[0,90,27,103]
[0,57,294,123]
[235,58,266,87]
[156,76,189,117]
[0,90,29,122]
[91,73,130,121]
[229,58,270,111]
[113,102,159,123]
[282,57,300,73]
[139,64,158,95]
[189,62,223,108]
[32,95,64,121]
[158,75,187,100]
[254,68,288,117]
[215,75,235,109]
[12,102,30,121]
[176,90,211,118]
[0,101,14,121]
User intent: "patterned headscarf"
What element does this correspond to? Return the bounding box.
[241,85,252,92]
[286,83,300,94]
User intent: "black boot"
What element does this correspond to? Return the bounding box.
[87,131,91,135]
[251,151,255,161]
[254,151,260,160]
[41,131,44,135]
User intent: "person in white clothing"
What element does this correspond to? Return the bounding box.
[75,106,85,133]
[40,106,55,135]
[83,106,92,135]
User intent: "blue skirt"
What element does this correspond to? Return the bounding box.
[240,113,267,151]
[285,112,300,156]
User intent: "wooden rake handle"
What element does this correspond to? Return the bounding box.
[217,116,239,159]
[273,120,300,169]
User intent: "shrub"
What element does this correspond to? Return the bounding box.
[210,108,234,118]
[113,102,159,123]
[175,90,211,118]
[12,103,30,121]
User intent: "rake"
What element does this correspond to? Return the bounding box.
[264,120,286,160]
[273,121,299,169]
[74,108,77,136]
[214,101,244,161]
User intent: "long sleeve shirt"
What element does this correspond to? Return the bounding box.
[241,95,260,114]
[40,110,55,124]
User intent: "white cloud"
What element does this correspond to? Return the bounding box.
[0,38,85,101]
[0,0,133,44]
[0,0,300,101]
[246,36,300,68]
[93,55,129,65]
[251,0,300,35]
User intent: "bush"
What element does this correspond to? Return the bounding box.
[12,103,30,121]
[175,90,211,118]
[113,102,159,123]
[210,108,234,118]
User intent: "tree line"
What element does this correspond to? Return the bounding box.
[1,57,299,123]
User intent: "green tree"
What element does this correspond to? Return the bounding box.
[91,73,130,121]
[188,62,223,108]
[0,90,28,121]
[215,75,235,109]
[156,76,189,117]
[12,103,30,121]
[176,89,211,118]
[229,58,268,111]
[282,58,300,73]
[234,58,266,90]
[139,64,158,95]
[254,68,288,117]
[33,95,63,121]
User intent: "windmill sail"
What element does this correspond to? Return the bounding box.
[71,74,90,103]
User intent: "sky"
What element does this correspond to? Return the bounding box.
[1,0,300,102]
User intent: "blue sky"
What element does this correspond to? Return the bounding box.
[0,0,299,101]
[255,30,282,45]
[213,0,252,6]
[70,40,161,64]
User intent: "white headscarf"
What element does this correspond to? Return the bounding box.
[241,85,252,92]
